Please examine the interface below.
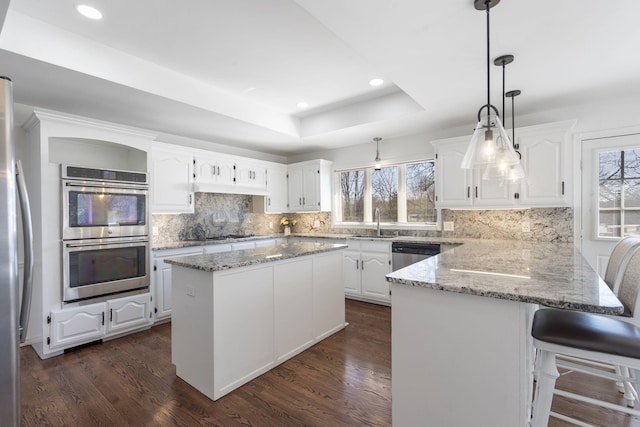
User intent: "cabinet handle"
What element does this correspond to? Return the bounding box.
[211,165,215,176]
[299,197,302,205]
[110,308,113,322]
[267,197,271,206]
[361,259,364,271]
[101,312,105,325]
[188,194,192,205]
[356,259,359,270]
[303,197,306,205]
[561,181,565,195]
[467,186,470,198]
[475,186,478,198]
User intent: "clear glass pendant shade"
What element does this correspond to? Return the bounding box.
[482,159,526,183]
[461,115,519,170]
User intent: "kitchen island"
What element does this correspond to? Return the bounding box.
[164,241,347,401]
[386,240,623,427]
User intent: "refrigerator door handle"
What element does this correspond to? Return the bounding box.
[16,160,33,344]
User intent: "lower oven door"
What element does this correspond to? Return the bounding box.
[62,237,149,302]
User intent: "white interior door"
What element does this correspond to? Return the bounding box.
[581,132,640,275]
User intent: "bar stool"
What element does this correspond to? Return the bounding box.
[555,236,640,407]
[530,247,640,426]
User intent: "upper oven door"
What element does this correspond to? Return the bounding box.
[62,180,149,240]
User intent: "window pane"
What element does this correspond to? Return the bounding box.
[599,179,621,208]
[624,210,640,237]
[340,170,365,222]
[406,161,437,223]
[624,178,640,208]
[372,166,398,222]
[599,211,621,238]
[624,150,640,178]
[599,151,621,180]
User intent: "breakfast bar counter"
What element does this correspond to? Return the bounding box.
[164,242,347,401]
[386,240,623,427]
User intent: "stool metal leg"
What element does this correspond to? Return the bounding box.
[531,350,560,427]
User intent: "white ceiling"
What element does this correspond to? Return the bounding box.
[1,0,639,156]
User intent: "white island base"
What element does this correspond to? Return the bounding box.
[171,250,345,401]
[392,283,536,427]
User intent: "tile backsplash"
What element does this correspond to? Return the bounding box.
[152,193,574,244]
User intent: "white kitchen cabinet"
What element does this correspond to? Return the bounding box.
[49,292,152,350]
[151,143,194,213]
[433,137,515,208]
[153,246,204,321]
[431,121,574,209]
[343,239,392,305]
[193,151,236,188]
[106,293,152,335]
[287,159,332,212]
[49,303,106,350]
[235,159,267,190]
[516,121,574,206]
[254,163,288,213]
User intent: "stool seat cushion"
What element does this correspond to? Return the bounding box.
[532,309,640,359]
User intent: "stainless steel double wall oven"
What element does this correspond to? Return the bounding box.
[61,165,150,302]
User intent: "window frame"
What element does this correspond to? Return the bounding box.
[332,158,439,230]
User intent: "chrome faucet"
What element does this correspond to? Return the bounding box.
[375,207,381,236]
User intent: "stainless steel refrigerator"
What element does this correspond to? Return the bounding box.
[0,76,34,426]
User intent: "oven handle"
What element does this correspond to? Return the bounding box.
[65,239,149,248]
[64,181,148,191]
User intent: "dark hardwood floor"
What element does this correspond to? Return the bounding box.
[21,300,391,426]
[20,299,640,426]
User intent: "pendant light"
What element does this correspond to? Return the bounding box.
[482,54,525,182]
[461,0,521,174]
[373,137,382,171]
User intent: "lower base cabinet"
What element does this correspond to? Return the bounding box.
[49,292,152,350]
[344,239,392,305]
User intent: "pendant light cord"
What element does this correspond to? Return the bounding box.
[485,0,491,119]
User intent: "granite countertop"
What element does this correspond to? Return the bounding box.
[164,241,348,272]
[153,234,280,250]
[386,239,624,315]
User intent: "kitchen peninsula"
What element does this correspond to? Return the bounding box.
[164,241,347,400]
[386,240,623,427]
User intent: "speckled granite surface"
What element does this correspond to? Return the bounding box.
[164,242,347,272]
[386,239,623,315]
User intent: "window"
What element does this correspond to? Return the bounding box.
[598,149,640,238]
[335,160,437,226]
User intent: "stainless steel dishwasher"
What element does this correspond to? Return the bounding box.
[391,242,440,270]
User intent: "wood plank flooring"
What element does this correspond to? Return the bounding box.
[20,299,640,426]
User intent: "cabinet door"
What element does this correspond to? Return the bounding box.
[472,171,516,208]
[287,167,304,211]
[50,303,106,349]
[302,165,320,210]
[194,155,217,184]
[154,248,203,320]
[434,141,473,208]
[361,252,392,302]
[518,126,569,206]
[343,249,362,296]
[274,259,314,361]
[151,146,194,213]
[265,165,288,213]
[217,156,237,186]
[236,160,267,190]
[106,293,152,335]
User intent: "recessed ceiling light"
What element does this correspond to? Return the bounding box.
[369,78,384,87]
[297,102,309,109]
[76,5,103,20]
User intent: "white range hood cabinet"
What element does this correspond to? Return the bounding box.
[192,182,269,196]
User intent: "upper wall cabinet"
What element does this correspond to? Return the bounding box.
[287,159,332,212]
[253,162,289,213]
[432,121,575,209]
[192,149,268,195]
[151,142,194,213]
